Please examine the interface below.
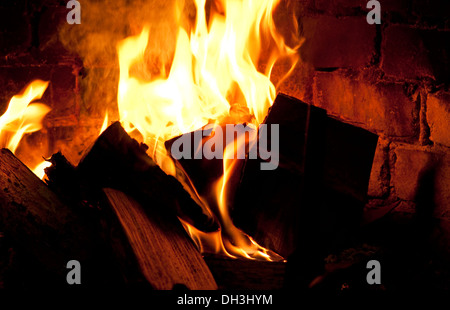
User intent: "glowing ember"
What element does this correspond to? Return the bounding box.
[115,0,300,260]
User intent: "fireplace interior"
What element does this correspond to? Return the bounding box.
[0,0,449,295]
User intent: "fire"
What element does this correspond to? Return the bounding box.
[100,111,109,135]
[0,80,50,153]
[32,160,52,180]
[116,0,299,260]
[0,80,51,179]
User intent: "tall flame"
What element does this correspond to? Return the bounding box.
[0,80,51,179]
[116,0,300,260]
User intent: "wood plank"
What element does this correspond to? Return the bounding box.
[0,148,98,283]
[103,188,217,290]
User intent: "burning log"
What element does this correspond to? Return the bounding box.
[163,92,378,286]
[233,93,329,259]
[103,188,217,290]
[46,121,218,233]
[79,122,217,232]
[164,123,246,211]
[0,148,217,288]
[0,148,102,283]
[233,93,378,286]
[42,122,221,287]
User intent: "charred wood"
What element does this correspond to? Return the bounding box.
[46,122,218,233]
[0,149,119,286]
[232,93,378,288]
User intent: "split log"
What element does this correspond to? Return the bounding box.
[46,121,218,232]
[103,188,217,290]
[164,125,227,198]
[0,148,110,285]
[162,93,378,288]
[233,93,328,259]
[232,93,378,287]
[164,124,246,225]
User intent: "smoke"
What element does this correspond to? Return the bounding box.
[59,0,195,117]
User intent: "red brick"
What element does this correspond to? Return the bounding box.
[392,145,435,201]
[434,156,450,218]
[426,91,450,147]
[291,0,315,15]
[313,71,418,137]
[380,0,449,27]
[368,138,390,198]
[381,0,419,25]
[48,66,80,119]
[0,5,31,56]
[391,145,450,218]
[315,0,363,15]
[37,5,77,64]
[274,60,315,104]
[381,26,450,81]
[411,0,450,28]
[299,16,376,69]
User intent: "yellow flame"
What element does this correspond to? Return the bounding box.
[32,160,52,180]
[100,111,109,135]
[184,125,283,261]
[116,0,299,261]
[0,80,51,179]
[0,80,50,154]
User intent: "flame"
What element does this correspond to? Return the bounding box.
[100,112,109,135]
[0,80,50,153]
[178,123,284,260]
[116,0,299,260]
[32,160,52,180]
[0,80,51,179]
[211,127,283,261]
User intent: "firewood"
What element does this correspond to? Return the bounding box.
[203,254,286,290]
[49,121,218,232]
[0,149,103,284]
[162,93,378,288]
[103,188,218,290]
[232,93,328,258]
[232,93,378,287]
[164,94,328,258]
[164,124,246,223]
[44,151,81,206]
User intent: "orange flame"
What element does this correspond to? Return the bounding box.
[32,160,52,180]
[116,0,300,260]
[181,131,283,261]
[0,80,51,179]
[100,111,109,135]
[0,80,50,153]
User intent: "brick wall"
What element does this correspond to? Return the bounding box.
[0,1,449,225]
[0,0,104,165]
[277,0,450,240]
